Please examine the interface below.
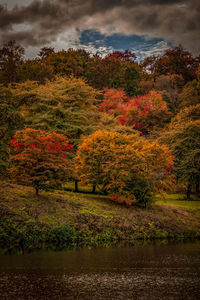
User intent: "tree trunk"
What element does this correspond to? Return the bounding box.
[186,183,191,199]
[92,184,96,194]
[35,188,39,196]
[196,181,199,193]
[74,180,78,192]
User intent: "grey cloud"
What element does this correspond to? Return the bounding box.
[0,0,199,55]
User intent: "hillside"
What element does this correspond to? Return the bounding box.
[0,182,199,252]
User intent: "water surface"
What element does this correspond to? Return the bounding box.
[0,241,200,299]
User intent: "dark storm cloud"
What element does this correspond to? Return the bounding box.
[0,0,199,54]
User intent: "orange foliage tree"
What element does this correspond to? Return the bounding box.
[74,130,174,207]
[98,88,129,116]
[10,128,73,195]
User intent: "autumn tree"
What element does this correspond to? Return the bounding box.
[74,130,174,207]
[98,88,129,116]
[140,55,158,81]
[153,45,198,83]
[74,130,138,196]
[119,90,171,134]
[166,104,200,131]
[105,50,136,61]
[10,128,73,195]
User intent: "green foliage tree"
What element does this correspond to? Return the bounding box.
[13,76,100,146]
[0,40,25,84]
[44,49,84,77]
[162,120,200,199]
[154,74,184,113]
[86,54,141,96]
[16,59,54,83]
[178,70,200,108]
[0,85,24,176]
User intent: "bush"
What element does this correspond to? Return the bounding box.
[109,194,133,207]
[45,225,79,247]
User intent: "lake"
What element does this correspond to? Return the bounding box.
[0,241,200,299]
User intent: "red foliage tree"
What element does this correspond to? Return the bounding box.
[154,45,198,83]
[118,91,171,134]
[98,88,129,116]
[105,50,136,61]
[10,128,73,195]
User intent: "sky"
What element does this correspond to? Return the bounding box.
[0,0,199,60]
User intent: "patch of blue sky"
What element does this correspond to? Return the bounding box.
[79,29,172,60]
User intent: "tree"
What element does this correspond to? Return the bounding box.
[154,74,184,113]
[118,90,171,134]
[0,40,25,84]
[161,120,200,199]
[16,59,54,83]
[74,130,174,206]
[38,47,55,59]
[10,128,73,195]
[0,85,24,176]
[105,50,136,61]
[44,49,84,77]
[140,55,158,80]
[13,76,101,146]
[86,54,141,96]
[167,104,200,132]
[178,70,200,108]
[98,88,129,116]
[74,130,139,195]
[153,45,198,83]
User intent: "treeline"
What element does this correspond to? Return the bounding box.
[0,40,200,206]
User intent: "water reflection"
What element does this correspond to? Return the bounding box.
[0,241,200,299]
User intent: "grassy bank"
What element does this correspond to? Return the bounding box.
[0,181,200,251]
